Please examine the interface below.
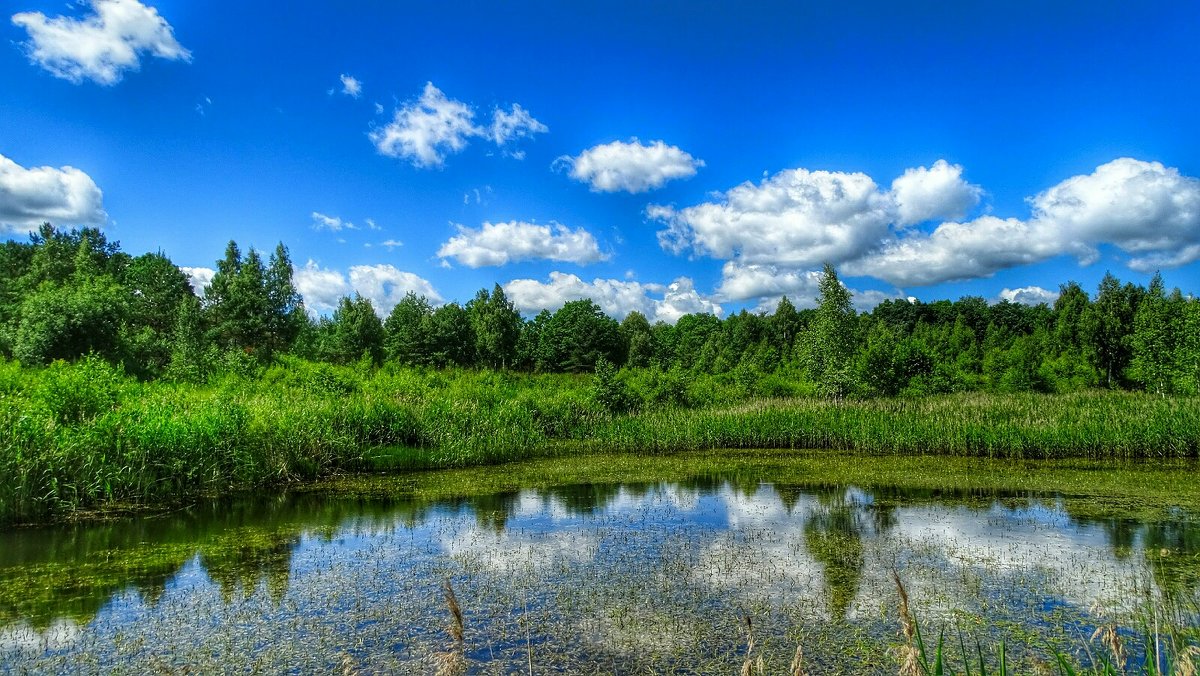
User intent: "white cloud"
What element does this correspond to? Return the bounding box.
[294,260,440,317]
[348,264,441,316]
[998,286,1059,306]
[293,261,350,315]
[370,83,545,168]
[381,239,403,250]
[890,160,982,226]
[0,153,106,231]
[651,167,892,267]
[339,73,362,98]
[849,158,1200,285]
[436,220,607,267]
[658,157,1200,294]
[179,266,213,296]
[558,139,703,193]
[1028,157,1200,270]
[719,262,900,312]
[716,262,823,303]
[503,272,721,323]
[311,211,355,232]
[12,0,190,85]
[489,104,548,145]
[844,216,1062,286]
[370,82,481,168]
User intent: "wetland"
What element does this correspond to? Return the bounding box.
[3,450,1198,673]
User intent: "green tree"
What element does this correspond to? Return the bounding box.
[467,284,521,369]
[204,243,274,358]
[592,356,634,413]
[13,276,127,365]
[264,243,305,356]
[1081,272,1141,388]
[619,311,655,368]
[1129,273,1183,395]
[423,303,475,367]
[769,296,802,355]
[324,295,385,365]
[120,252,196,378]
[515,310,551,371]
[383,292,434,365]
[1176,297,1200,394]
[166,295,213,382]
[669,313,721,371]
[805,263,858,399]
[539,300,621,373]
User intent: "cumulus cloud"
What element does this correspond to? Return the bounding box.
[504,272,721,323]
[0,154,106,231]
[657,157,1200,300]
[849,158,1200,285]
[717,262,823,303]
[890,160,982,226]
[179,266,213,296]
[12,0,190,85]
[651,167,893,267]
[844,216,1062,286]
[339,73,362,98]
[489,104,548,145]
[998,286,1060,306]
[558,139,703,193]
[370,83,481,168]
[719,262,900,313]
[348,264,441,316]
[436,220,607,267]
[1028,158,1200,270]
[294,260,440,317]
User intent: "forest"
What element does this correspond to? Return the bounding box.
[0,225,1198,521]
[2,224,1198,399]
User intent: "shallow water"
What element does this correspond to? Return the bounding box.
[2,452,1198,673]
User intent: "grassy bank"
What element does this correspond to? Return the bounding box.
[1,356,1198,523]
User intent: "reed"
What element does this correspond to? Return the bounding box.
[1,355,1197,523]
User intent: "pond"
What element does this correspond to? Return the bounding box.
[1,450,1198,673]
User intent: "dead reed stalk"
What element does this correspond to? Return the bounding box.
[433,578,467,676]
[891,569,922,676]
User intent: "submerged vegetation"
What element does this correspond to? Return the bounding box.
[0,226,1198,521]
[2,457,1199,672]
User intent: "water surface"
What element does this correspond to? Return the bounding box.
[2,451,1198,673]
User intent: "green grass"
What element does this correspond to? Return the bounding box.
[0,355,1197,522]
[588,391,1200,458]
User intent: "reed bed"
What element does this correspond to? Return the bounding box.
[0,355,1197,522]
[590,392,1200,459]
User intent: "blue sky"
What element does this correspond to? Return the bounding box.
[2,0,1198,321]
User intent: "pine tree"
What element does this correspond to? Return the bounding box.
[264,243,305,355]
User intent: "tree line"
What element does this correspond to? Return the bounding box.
[1,225,1197,396]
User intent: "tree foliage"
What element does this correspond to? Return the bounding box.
[1,226,1196,400]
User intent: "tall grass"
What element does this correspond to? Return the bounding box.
[0,356,1197,522]
[589,392,1200,459]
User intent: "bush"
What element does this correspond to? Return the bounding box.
[30,355,125,425]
